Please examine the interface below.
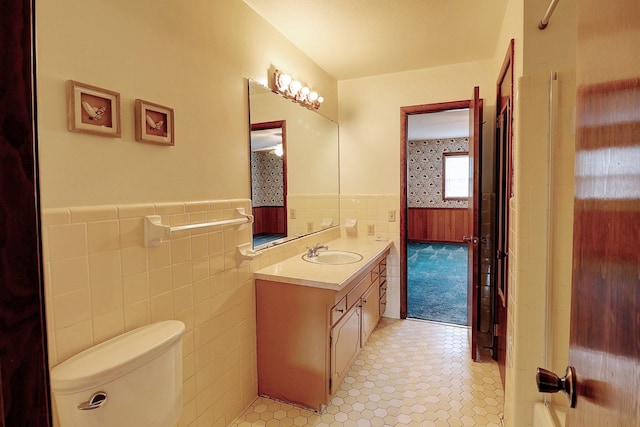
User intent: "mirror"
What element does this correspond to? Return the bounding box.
[248,79,339,249]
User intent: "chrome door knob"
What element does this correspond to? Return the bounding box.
[536,366,577,408]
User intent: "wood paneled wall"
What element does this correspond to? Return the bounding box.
[408,208,469,243]
[252,206,286,235]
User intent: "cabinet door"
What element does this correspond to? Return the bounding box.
[330,304,361,394]
[361,283,379,346]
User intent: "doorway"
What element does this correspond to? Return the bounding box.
[250,120,287,247]
[404,109,471,326]
[400,89,483,361]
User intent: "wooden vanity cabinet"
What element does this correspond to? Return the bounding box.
[256,251,389,412]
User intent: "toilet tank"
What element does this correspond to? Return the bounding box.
[51,320,185,427]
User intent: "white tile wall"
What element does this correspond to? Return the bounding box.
[340,194,401,318]
[42,196,402,426]
[43,199,258,426]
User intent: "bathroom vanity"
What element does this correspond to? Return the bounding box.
[254,237,391,412]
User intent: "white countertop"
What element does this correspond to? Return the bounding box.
[254,237,393,291]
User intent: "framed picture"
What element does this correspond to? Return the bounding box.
[66,80,121,137]
[134,99,175,146]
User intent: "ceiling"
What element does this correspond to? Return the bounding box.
[251,127,283,151]
[408,109,469,140]
[243,0,509,81]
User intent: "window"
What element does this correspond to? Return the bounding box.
[443,152,469,200]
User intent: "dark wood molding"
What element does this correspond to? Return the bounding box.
[250,120,287,237]
[493,38,515,386]
[0,0,51,425]
[400,98,474,320]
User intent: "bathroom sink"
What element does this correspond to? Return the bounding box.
[302,250,363,265]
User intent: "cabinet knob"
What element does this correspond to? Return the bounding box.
[336,308,344,313]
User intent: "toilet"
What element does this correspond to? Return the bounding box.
[50,320,185,427]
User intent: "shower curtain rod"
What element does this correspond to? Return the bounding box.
[538,0,560,29]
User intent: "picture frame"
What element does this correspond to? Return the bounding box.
[66,80,121,137]
[134,99,175,146]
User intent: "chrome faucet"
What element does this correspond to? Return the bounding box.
[307,243,329,257]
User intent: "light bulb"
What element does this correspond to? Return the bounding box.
[289,80,302,95]
[317,96,325,104]
[274,143,283,157]
[278,73,292,92]
[309,91,318,102]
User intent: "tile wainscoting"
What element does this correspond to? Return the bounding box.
[41,195,400,425]
[42,198,343,427]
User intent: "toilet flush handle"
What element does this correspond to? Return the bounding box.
[77,391,108,410]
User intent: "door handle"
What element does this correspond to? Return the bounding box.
[462,236,479,245]
[536,366,577,408]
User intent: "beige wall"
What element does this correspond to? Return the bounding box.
[337,60,497,320]
[338,60,497,196]
[41,199,341,426]
[36,1,340,426]
[504,0,577,425]
[337,2,577,426]
[37,1,581,426]
[43,200,256,426]
[36,0,338,209]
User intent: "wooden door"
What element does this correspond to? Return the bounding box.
[494,40,514,386]
[566,0,640,424]
[466,87,482,361]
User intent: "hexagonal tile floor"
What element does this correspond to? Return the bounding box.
[231,318,504,426]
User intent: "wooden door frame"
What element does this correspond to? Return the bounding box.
[494,39,514,385]
[399,99,473,320]
[250,120,287,238]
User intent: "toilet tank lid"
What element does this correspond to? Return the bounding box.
[51,320,185,393]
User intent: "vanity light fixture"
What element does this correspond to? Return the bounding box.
[274,69,324,110]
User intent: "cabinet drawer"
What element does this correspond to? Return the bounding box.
[371,268,381,285]
[347,274,371,309]
[331,297,347,325]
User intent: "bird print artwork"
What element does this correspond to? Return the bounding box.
[146,114,164,131]
[82,101,106,121]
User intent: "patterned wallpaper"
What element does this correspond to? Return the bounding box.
[251,151,284,207]
[408,137,469,208]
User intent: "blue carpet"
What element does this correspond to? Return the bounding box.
[407,242,468,325]
[253,234,284,247]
